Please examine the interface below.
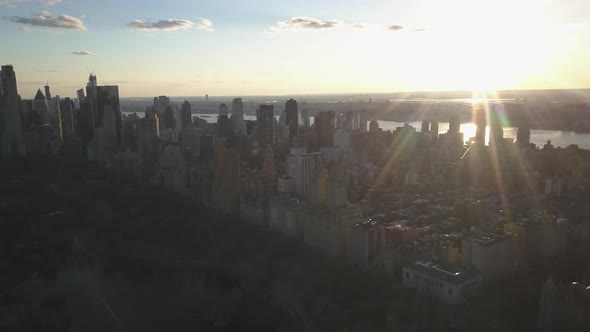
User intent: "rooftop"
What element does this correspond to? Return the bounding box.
[408,261,482,285]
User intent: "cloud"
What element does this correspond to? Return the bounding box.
[267,16,343,33]
[71,50,95,56]
[128,18,214,32]
[388,25,404,31]
[411,28,426,32]
[0,0,61,6]
[19,26,32,32]
[5,11,86,30]
[267,17,378,33]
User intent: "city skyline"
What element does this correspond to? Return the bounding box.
[3,0,590,97]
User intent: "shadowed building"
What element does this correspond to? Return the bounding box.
[256,104,275,148]
[285,98,298,138]
[180,100,192,129]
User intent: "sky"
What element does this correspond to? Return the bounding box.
[2,0,590,98]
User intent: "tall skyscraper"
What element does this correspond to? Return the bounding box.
[0,65,25,157]
[288,147,321,198]
[60,97,76,139]
[315,111,335,147]
[232,98,245,134]
[257,104,275,148]
[162,106,176,130]
[302,108,311,128]
[180,100,192,129]
[219,103,229,116]
[430,121,439,135]
[32,89,49,125]
[86,74,121,146]
[474,108,486,145]
[448,115,461,134]
[421,121,430,133]
[517,125,531,147]
[285,98,298,138]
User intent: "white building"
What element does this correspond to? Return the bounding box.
[287,147,321,198]
[403,261,483,304]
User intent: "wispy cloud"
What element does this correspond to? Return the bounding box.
[5,11,86,30]
[266,17,344,33]
[128,18,214,32]
[388,25,404,31]
[71,50,95,56]
[0,0,61,6]
[266,17,402,33]
[19,26,32,32]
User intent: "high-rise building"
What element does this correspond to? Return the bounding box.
[430,121,439,136]
[32,89,49,125]
[60,98,76,139]
[211,144,241,216]
[76,88,85,106]
[489,112,504,147]
[262,145,278,191]
[162,106,176,130]
[256,104,274,148]
[219,103,229,116]
[285,98,298,138]
[314,111,335,147]
[0,65,25,157]
[232,98,245,134]
[369,120,380,133]
[421,121,430,133]
[217,114,232,137]
[448,115,461,134]
[136,113,160,164]
[287,147,321,197]
[180,100,192,129]
[302,108,310,128]
[474,108,486,145]
[517,125,531,147]
[86,75,121,146]
[156,96,170,113]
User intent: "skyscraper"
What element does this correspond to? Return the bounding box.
[288,147,321,198]
[162,106,176,130]
[285,98,298,138]
[256,104,275,148]
[33,89,49,125]
[60,97,76,139]
[430,121,439,136]
[180,100,192,129]
[448,115,461,134]
[517,125,531,147]
[232,98,245,134]
[86,74,121,146]
[474,108,486,145]
[219,103,229,116]
[315,111,335,147]
[421,121,430,133]
[0,65,25,157]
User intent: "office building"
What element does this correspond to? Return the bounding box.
[180,100,192,129]
[162,106,176,130]
[347,220,379,268]
[269,195,303,237]
[256,104,275,147]
[448,115,461,134]
[232,97,245,134]
[287,147,321,197]
[315,111,335,147]
[0,65,25,157]
[86,75,121,146]
[60,98,76,139]
[517,125,531,147]
[285,98,298,138]
[211,144,241,216]
[461,232,514,280]
[219,103,229,116]
[33,89,49,124]
[474,108,486,144]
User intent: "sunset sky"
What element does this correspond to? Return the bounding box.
[2,0,590,98]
